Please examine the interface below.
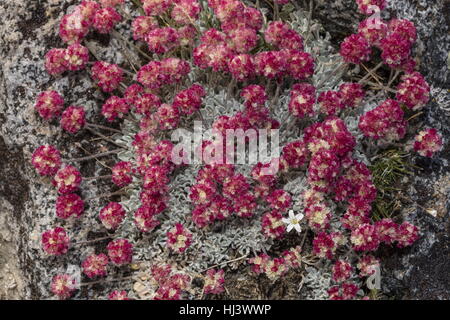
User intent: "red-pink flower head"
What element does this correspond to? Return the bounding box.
[42,227,70,256]
[266,189,292,212]
[227,27,258,53]
[99,202,127,230]
[31,145,62,176]
[350,223,380,251]
[357,255,380,277]
[284,50,315,80]
[102,96,129,122]
[173,84,206,115]
[203,269,225,295]
[167,223,193,253]
[35,91,64,120]
[264,21,304,51]
[282,139,309,169]
[282,246,302,269]
[91,61,123,92]
[414,128,443,157]
[358,18,387,46]
[60,106,86,133]
[289,83,316,119]
[395,222,419,248]
[107,238,133,265]
[388,19,417,44]
[134,205,161,232]
[305,201,332,231]
[142,0,172,16]
[78,1,101,25]
[228,54,255,82]
[45,48,68,76]
[261,210,286,239]
[99,0,125,7]
[145,27,180,54]
[59,10,90,44]
[241,85,267,109]
[112,161,134,187]
[132,16,158,41]
[51,274,77,299]
[53,165,82,194]
[318,90,344,116]
[332,260,353,283]
[339,82,365,108]
[82,253,109,278]
[340,33,371,64]
[254,51,286,79]
[64,43,89,71]
[171,0,201,25]
[396,72,430,110]
[380,33,412,68]
[56,194,84,219]
[92,7,122,34]
[156,103,180,130]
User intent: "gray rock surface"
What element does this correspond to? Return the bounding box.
[0,0,449,299]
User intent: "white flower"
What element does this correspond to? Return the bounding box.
[282,210,304,233]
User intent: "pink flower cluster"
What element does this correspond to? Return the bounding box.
[56,194,84,219]
[102,96,130,122]
[249,247,302,281]
[112,161,134,187]
[91,61,124,92]
[42,227,70,256]
[166,223,193,253]
[60,106,86,133]
[413,128,443,157]
[107,238,133,265]
[173,84,206,115]
[51,274,77,299]
[358,99,407,141]
[34,91,64,120]
[82,253,109,278]
[45,43,89,76]
[396,72,430,110]
[31,145,62,176]
[53,165,82,194]
[203,269,225,295]
[137,58,190,90]
[328,282,360,300]
[151,263,191,300]
[99,202,127,230]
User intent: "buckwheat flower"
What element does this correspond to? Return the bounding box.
[51,274,77,299]
[374,218,398,244]
[108,290,130,300]
[167,223,193,253]
[134,93,161,115]
[159,57,191,84]
[143,165,169,194]
[282,246,302,268]
[357,255,380,277]
[99,202,126,230]
[332,260,353,283]
[228,54,255,82]
[190,182,217,206]
[194,42,234,72]
[328,282,359,300]
[355,0,386,15]
[102,96,129,122]
[78,1,101,25]
[251,162,277,187]
[203,269,225,295]
[262,211,286,239]
[254,51,286,79]
[339,83,365,108]
[340,33,371,64]
[227,27,258,53]
[281,140,309,169]
[132,16,158,41]
[154,283,182,300]
[264,257,288,281]
[56,194,84,219]
[41,227,70,256]
[173,84,206,115]
[249,253,270,274]
[82,253,109,279]
[350,223,380,251]
[178,24,197,46]
[134,205,161,232]
[34,90,64,120]
[312,232,341,259]
[112,161,134,187]
[60,106,86,134]
[341,198,371,230]
[380,33,411,67]
[145,27,180,54]
[414,128,443,157]
[92,7,122,34]
[171,0,201,25]
[142,0,172,16]
[233,192,257,218]
[305,202,332,231]
[282,210,304,233]
[209,196,233,220]
[64,43,89,71]
[31,145,62,176]
[284,50,315,80]
[308,149,340,182]
[395,221,419,248]
[139,190,168,214]
[396,72,430,110]
[53,165,82,194]
[45,48,68,76]
[266,189,292,212]
[287,83,315,118]
[264,21,304,51]
[99,0,125,7]
[91,61,123,92]
[240,85,267,109]
[59,10,90,44]
[213,0,244,23]
[137,61,162,89]
[107,238,133,265]
[223,174,250,199]
[358,18,387,46]
[156,103,180,130]
[388,19,417,44]
[358,99,407,141]
[243,6,263,31]
[318,90,344,116]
